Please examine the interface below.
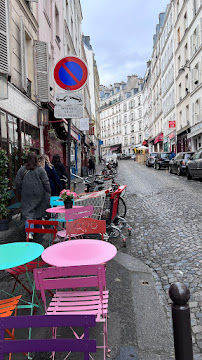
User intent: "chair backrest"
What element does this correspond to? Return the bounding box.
[66,218,106,240]
[0,314,96,360]
[50,196,64,207]
[0,296,22,318]
[26,220,58,242]
[65,205,94,221]
[34,264,106,312]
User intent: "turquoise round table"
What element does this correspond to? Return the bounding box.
[0,242,44,270]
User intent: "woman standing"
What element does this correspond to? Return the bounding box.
[15,152,51,239]
[52,154,68,189]
[38,154,63,196]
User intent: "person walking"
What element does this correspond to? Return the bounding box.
[38,155,63,196]
[52,154,68,189]
[15,152,51,239]
[88,157,94,175]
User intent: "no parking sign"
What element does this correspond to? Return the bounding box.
[53,56,88,91]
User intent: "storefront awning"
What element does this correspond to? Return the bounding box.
[110,144,121,152]
[154,133,163,144]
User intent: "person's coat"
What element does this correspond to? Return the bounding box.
[54,162,68,189]
[15,166,51,220]
[45,163,62,196]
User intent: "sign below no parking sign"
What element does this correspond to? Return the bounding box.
[53,56,88,91]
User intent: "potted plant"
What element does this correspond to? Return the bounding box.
[59,190,77,209]
[48,129,57,140]
[0,149,10,231]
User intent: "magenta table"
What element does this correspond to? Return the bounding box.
[42,239,117,267]
[46,205,81,214]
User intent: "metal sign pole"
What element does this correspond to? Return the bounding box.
[67,118,71,189]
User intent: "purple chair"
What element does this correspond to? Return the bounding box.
[0,314,96,360]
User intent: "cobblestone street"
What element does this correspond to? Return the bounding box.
[117,160,202,358]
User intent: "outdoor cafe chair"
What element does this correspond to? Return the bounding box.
[0,295,27,360]
[34,264,109,360]
[49,196,66,224]
[0,314,96,360]
[25,219,59,243]
[65,217,107,241]
[56,205,94,242]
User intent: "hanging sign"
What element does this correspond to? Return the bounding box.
[169,121,176,129]
[80,118,89,131]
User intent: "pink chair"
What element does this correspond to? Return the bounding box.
[56,205,94,242]
[34,264,109,360]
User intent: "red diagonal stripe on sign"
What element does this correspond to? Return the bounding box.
[63,63,79,84]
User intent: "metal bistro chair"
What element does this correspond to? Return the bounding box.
[66,217,107,241]
[56,205,94,242]
[34,264,109,360]
[0,295,27,360]
[0,314,96,360]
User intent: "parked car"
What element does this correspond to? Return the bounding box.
[186,148,202,180]
[131,154,136,161]
[154,152,171,170]
[119,154,131,160]
[146,152,158,167]
[169,152,194,176]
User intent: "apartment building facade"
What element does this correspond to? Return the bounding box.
[0,0,99,182]
[143,0,202,154]
[100,75,144,156]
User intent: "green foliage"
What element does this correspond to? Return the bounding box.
[0,149,10,220]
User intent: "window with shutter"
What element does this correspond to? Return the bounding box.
[35,41,50,103]
[0,0,9,73]
[20,18,27,91]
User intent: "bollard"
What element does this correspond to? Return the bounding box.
[169,282,193,360]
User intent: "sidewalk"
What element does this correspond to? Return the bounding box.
[0,164,175,359]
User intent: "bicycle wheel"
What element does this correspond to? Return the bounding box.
[107,227,120,239]
[117,197,126,218]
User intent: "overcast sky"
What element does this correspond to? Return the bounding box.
[80,0,170,86]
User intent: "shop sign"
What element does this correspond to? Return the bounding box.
[169,121,176,129]
[169,132,175,140]
[80,118,89,131]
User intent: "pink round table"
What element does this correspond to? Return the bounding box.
[42,239,117,267]
[46,205,81,214]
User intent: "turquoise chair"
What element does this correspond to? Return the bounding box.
[6,190,21,227]
[49,196,66,224]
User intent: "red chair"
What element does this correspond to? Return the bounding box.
[25,219,59,243]
[66,217,107,241]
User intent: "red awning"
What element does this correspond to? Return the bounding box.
[110,146,119,151]
[154,133,163,144]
